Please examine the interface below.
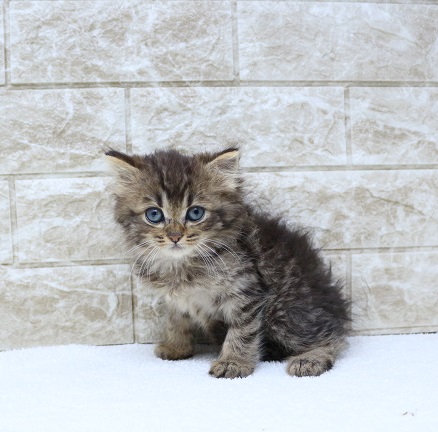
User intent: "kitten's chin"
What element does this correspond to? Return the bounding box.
[162,244,193,260]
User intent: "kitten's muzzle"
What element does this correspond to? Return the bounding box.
[167,232,183,244]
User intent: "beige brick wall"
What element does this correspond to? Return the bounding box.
[1,0,437,350]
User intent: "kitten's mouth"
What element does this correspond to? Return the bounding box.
[163,242,192,258]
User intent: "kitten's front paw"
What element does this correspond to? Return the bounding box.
[154,344,194,361]
[209,360,255,379]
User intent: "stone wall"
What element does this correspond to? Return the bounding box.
[1,0,437,350]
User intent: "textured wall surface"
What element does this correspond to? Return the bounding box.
[1,0,437,350]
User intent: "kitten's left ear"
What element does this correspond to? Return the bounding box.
[206,148,240,173]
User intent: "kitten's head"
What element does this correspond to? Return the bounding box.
[106,148,245,263]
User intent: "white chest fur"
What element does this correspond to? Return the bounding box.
[164,285,222,327]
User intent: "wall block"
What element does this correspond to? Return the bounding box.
[352,252,438,334]
[131,87,347,167]
[10,1,234,83]
[0,181,12,264]
[0,265,133,350]
[15,177,125,263]
[238,2,438,81]
[0,89,126,174]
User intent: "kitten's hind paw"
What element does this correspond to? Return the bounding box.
[286,345,337,377]
[287,358,332,377]
[154,344,194,361]
[209,360,255,379]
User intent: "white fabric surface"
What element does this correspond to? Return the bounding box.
[1,334,437,432]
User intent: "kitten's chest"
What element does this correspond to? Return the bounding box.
[167,286,220,325]
[149,263,232,325]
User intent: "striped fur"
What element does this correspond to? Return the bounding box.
[106,148,350,378]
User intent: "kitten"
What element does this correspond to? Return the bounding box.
[106,148,350,378]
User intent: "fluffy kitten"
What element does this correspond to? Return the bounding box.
[106,148,350,378]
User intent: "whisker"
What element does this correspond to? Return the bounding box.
[130,243,156,274]
[203,238,242,263]
[136,245,160,289]
[195,245,218,277]
[120,240,154,263]
[199,241,229,274]
[197,243,225,276]
[146,247,162,279]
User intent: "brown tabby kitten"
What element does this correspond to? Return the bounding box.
[106,148,350,379]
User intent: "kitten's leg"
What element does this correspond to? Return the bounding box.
[155,309,195,360]
[209,310,262,379]
[207,320,228,346]
[286,339,346,377]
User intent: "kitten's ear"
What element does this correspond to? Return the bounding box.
[206,148,240,173]
[105,150,140,178]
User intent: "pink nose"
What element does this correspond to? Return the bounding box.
[167,233,182,244]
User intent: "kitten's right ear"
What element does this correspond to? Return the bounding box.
[105,150,140,178]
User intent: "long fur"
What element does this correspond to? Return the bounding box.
[106,148,350,378]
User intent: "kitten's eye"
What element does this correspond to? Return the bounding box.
[186,206,205,222]
[145,207,164,224]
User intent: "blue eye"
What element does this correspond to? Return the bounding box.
[186,206,205,222]
[145,207,164,223]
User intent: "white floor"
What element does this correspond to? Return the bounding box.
[1,334,437,432]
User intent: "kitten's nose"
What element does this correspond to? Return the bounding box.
[167,233,182,244]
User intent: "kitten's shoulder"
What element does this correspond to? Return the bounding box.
[244,205,324,269]
[245,206,309,246]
